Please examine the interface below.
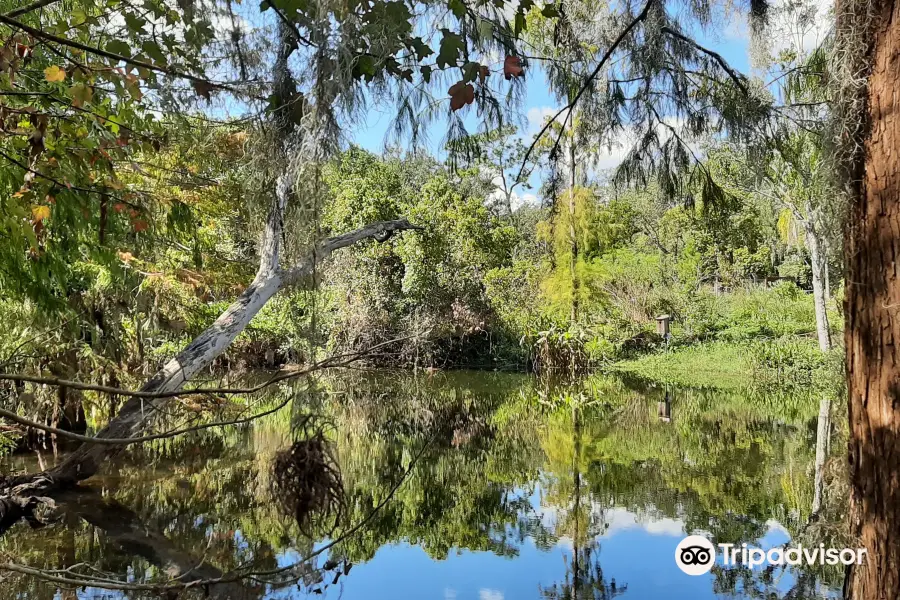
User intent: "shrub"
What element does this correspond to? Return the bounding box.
[746,337,826,388]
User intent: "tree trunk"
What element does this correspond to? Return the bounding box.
[812,395,830,515]
[844,0,900,597]
[0,218,417,496]
[568,139,579,325]
[805,221,832,352]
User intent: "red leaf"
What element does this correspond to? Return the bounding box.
[132,219,149,232]
[449,81,475,111]
[192,79,214,101]
[503,56,524,80]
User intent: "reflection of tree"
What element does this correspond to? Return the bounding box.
[540,545,627,600]
[711,565,822,599]
[538,397,628,600]
[328,372,544,563]
[0,371,844,598]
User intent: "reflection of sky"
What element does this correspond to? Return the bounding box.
[62,512,834,600]
[258,484,838,600]
[295,516,812,600]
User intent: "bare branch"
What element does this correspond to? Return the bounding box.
[2,0,60,18]
[266,0,316,47]
[0,13,248,97]
[660,26,749,96]
[0,436,433,592]
[0,337,414,445]
[515,0,657,184]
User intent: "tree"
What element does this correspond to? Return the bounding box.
[447,125,537,218]
[0,0,534,498]
[834,0,900,597]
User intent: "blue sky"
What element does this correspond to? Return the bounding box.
[347,15,754,151]
[343,11,756,206]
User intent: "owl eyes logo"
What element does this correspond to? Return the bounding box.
[680,546,712,565]
[675,536,716,575]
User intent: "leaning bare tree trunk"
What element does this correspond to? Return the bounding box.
[842,0,900,598]
[0,16,420,497]
[0,217,417,495]
[805,221,832,352]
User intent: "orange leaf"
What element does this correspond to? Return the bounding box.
[503,56,524,80]
[44,65,66,82]
[31,205,51,222]
[132,219,149,232]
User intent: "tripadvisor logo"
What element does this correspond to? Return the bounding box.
[675,536,716,575]
[675,536,868,576]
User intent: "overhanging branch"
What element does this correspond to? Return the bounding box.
[515,0,658,185]
[660,26,749,96]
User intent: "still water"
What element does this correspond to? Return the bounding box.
[1,370,843,599]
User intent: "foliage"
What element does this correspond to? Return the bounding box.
[613,342,752,390]
[320,147,517,364]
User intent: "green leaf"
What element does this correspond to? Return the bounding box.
[447,0,466,18]
[541,3,560,17]
[477,18,492,39]
[437,30,465,70]
[461,62,480,83]
[141,41,168,66]
[124,12,146,33]
[352,55,377,81]
[106,40,131,57]
[408,37,433,61]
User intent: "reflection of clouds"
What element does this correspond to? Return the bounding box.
[604,507,686,537]
[479,589,504,600]
[536,500,687,542]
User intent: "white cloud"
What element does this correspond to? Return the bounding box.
[768,0,831,55]
[593,137,632,172]
[479,589,504,600]
[526,106,564,134]
[602,507,686,537]
[518,192,539,208]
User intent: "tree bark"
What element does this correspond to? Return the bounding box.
[844,0,900,597]
[568,138,579,325]
[805,218,832,352]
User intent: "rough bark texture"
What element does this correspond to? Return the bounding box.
[845,0,900,597]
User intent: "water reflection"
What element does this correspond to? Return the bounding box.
[0,371,843,599]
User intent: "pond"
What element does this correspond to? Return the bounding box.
[0,370,844,599]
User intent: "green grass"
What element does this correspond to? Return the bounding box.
[610,341,751,390]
